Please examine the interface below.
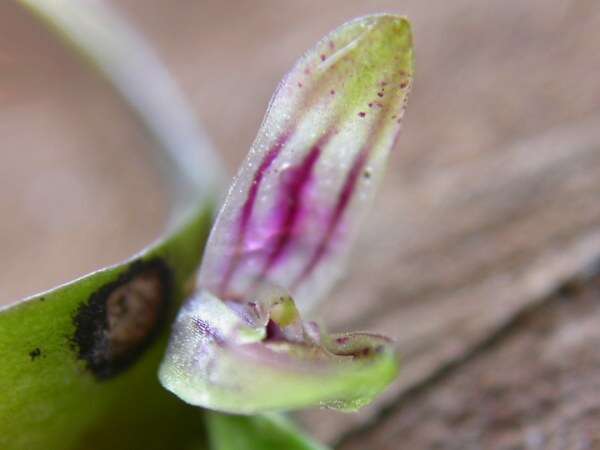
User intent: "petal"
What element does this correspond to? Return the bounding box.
[199,14,414,312]
[159,290,397,414]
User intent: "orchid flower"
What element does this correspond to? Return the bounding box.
[159,14,414,414]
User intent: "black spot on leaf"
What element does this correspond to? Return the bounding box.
[71,259,172,380]
[29,348,42,360]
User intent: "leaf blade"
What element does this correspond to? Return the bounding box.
[206,412,328,450]
[0,206,213,450]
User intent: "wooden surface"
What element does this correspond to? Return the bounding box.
[337,268,600,450]
[0,3,167,304]
[3,1,600,448]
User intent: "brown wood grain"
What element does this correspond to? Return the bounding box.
[336,266,600,450]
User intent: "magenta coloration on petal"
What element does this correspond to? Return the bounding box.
[219,131,292,295]
[293,148,368,288]
[236,133,291,243]
[259,146,320,276]
[258,132,332,280]
[199,14,414,313]
[265,319,288,341]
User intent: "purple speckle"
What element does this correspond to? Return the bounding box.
[358,112,366,118]
[320,53,327,62]
[297,82,303,88]
[193,318,223,345]
[330,89,335,95]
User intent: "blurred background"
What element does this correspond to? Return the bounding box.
[2,1,600,448]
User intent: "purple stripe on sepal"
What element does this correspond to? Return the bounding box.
[293,148,368,287]
[219,131,291,295]
[258,135,328,279]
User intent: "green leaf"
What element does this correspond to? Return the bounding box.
[206,413,328,450]
[160,14,413,415]
[0,207,213,450]
[1,2,222,449]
